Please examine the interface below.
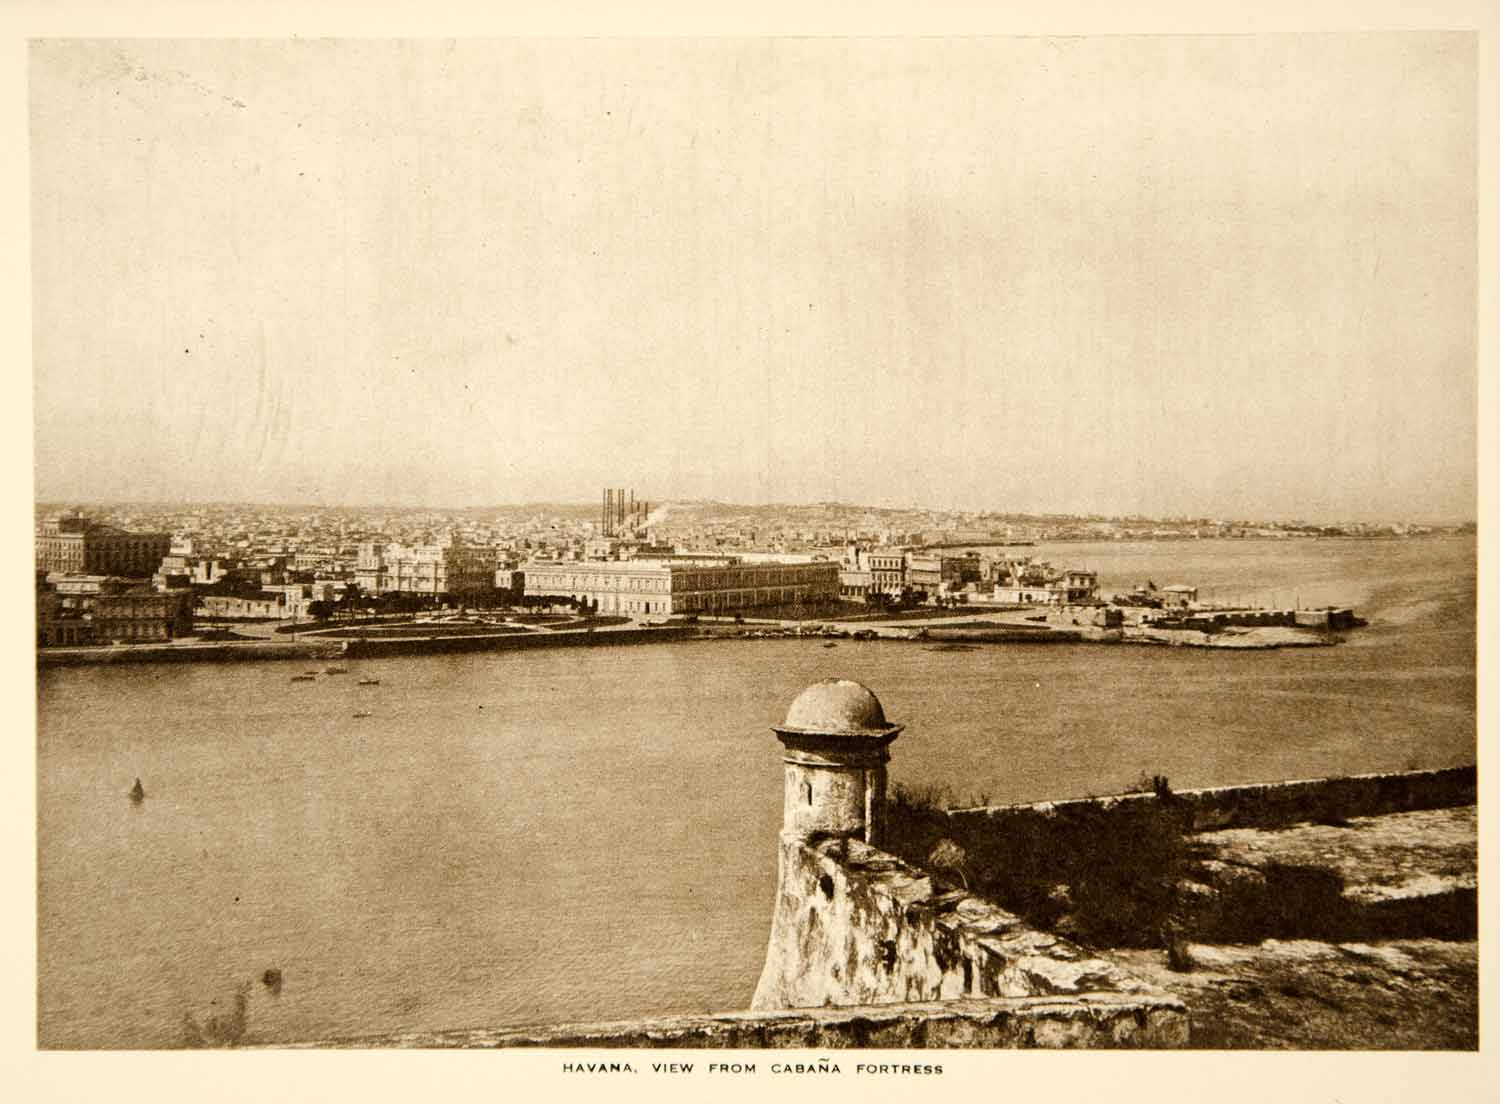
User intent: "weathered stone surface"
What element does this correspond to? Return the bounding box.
[750,835,1171,1026]
[1111,938,1476,1049]
[1195,806,1475,903]
[1182,806,1477,942]
[277,994,1189,1050]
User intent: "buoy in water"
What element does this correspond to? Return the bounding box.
[128,778,145,803]
[262,968,283,995]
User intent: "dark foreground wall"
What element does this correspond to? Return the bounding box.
[945,766,1476,836]
[286,994,1187,1049]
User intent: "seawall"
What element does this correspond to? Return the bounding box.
[341,624,692,658]
[37,624,693,667]
[36,639,346,667]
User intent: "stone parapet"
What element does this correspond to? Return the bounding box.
[751,836,1174,1026]
[946,766,1474,836]
[280,993,1187,1049]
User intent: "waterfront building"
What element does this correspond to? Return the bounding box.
[1061,570,1100,603]
[904,553,943,597]
[194,581,339,621]
[35,588,88,646]
[355,537,498,598]
[867,550,906,597]
[837,546,876,602]
[905,552,977,598]
[36,513,171,578]
[36,575,193,645]
[522,558,839,615]
[992,561,1100,605]
[198,592,290,620]
[1160,584,1199,609]
[92,589,195,642]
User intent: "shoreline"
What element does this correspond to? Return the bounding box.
[35,615,1348,667]
[35,623,696,667]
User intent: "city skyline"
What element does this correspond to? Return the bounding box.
[32,36,1477,523]
[31,492,1471,530]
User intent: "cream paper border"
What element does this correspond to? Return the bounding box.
[2,2,1494,1101]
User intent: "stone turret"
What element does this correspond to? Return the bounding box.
[753,680,906,1010]
[771,678,903,847]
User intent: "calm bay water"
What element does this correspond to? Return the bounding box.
[37,538,1475,1047]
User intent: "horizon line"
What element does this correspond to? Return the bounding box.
[30,495,1475,530]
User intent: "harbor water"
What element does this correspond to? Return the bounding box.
[37,537,1475,1047]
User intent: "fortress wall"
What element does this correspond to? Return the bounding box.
[290,994,1188,1049]
[750,835,1180,1031]
[944,766,1475,839]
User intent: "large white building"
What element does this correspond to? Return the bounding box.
[992,563,1099,605]
[355,537,498,597]
[522,558,839,615]
[36,514,171,578]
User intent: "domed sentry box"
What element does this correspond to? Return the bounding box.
[772,679,903,847]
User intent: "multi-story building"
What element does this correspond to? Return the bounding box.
[355,538,498,598]
[523,558,839,616]
[201,581,341,621]
[198,592,292,620]
[867,550,906,597]
[92,589,195,642]
[1062,570,1100,604]
[36,514,171,578]
[36,587,88,646]
[903,553,945,597]
[36,576,193,646]
[992,562,1099,605]
[837,569,873,600]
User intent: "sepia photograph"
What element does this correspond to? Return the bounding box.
[13,5,1491,1089]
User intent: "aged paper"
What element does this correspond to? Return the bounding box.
[5,1,1496,1101]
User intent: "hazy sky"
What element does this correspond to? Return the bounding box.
[30,35,1476,521]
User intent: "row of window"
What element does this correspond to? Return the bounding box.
[536,573,671,592]
[540,582,836,611]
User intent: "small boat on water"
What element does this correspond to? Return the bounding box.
[357,678,380,686]
[291,674,316,682]
[822,642,838,648]
[128,778,145,803]
[324,666,349,675]
[352,711,373,719]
